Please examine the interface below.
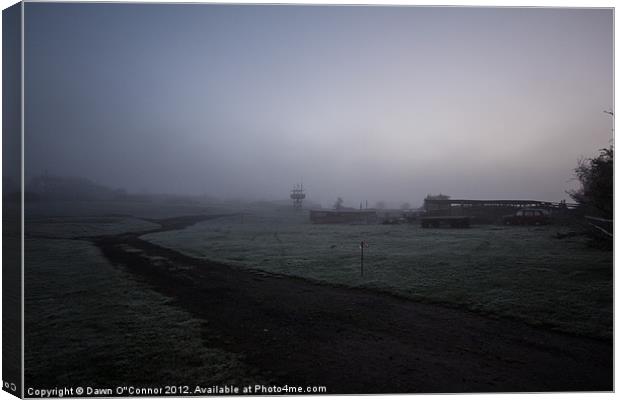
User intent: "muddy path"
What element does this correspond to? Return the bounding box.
[92,214,612,394]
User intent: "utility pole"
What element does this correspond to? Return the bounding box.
[603,109,614,141]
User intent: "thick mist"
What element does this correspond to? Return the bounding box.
[24,4,613,207]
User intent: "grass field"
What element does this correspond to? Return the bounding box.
[22,200,613,390]
[24,213,264,387]
[143,209,612,339]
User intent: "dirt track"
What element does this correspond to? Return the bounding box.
[93,214,612,394]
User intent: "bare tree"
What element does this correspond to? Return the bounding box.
[568,146,613,218]
[334,197,344,210]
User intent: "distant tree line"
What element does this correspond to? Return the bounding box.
[26,174,126,201]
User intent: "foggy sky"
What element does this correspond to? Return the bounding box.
[24,4,613,207]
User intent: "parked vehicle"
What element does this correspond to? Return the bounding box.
[503,208,550,225]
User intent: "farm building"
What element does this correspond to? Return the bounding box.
[423,198,577,223]
[309,209,378,224]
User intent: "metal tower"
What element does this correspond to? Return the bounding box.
[290,183,306,209]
